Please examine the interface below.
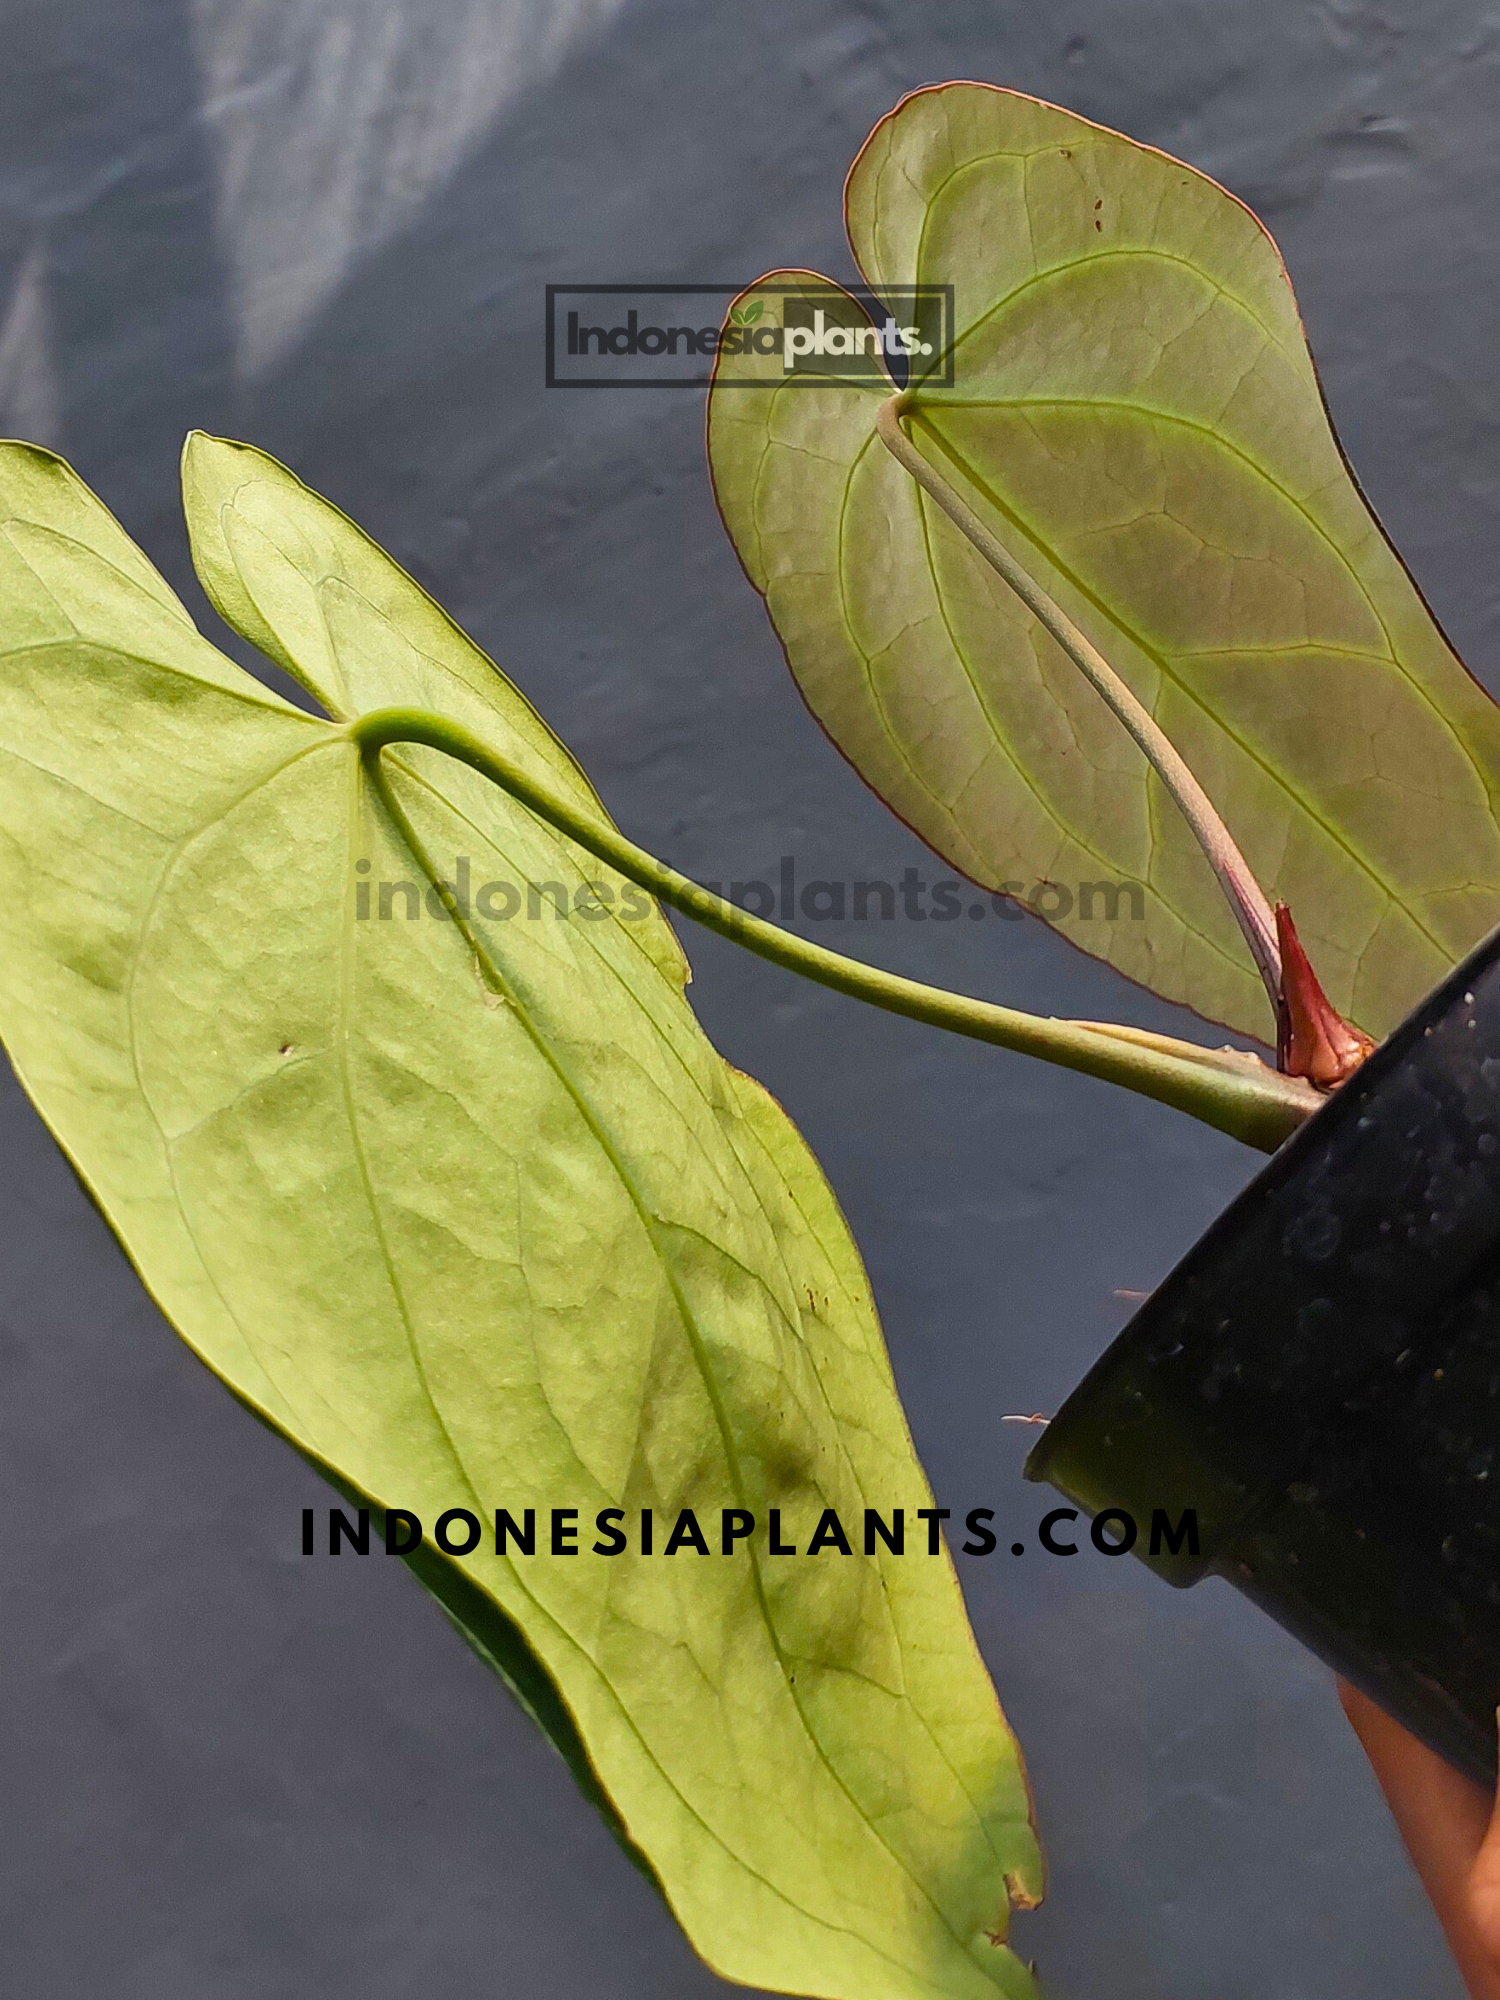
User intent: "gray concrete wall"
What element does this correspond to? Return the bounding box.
[0,3,1492,1994]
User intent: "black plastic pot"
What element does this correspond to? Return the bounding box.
[1026,925,1500,1787]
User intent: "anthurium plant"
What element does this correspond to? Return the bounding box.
[3,81,1496,2000]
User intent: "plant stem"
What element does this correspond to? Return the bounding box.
[1069,1018,1287,1081]
[349,706,1320,1152]
[874,394,1284,1016]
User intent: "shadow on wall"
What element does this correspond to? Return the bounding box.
[0,0,623,523]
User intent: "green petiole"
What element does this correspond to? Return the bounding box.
[350,706,1322,1153]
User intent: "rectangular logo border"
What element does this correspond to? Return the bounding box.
[544,282,957,388]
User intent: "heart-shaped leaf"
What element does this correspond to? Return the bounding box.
[708,84,1500,1044]
[0,437,1041,1999]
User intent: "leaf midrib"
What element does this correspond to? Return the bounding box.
[939,391,1500,834]
[387,748,1031,1879]
[824,412,1262,993]
[366,753,1009,1985]
[113,722,953,1985]
[912,411,1465,973]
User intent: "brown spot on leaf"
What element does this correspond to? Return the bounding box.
[1004,1866,1042,1912]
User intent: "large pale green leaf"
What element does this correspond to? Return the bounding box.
[708,83,1500,1044]
[0,437,1041,1999]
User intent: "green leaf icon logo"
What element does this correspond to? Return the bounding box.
[742,298,763,323]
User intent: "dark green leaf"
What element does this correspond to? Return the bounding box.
[708,84,1500,1043]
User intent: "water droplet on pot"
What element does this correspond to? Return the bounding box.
[1283,1210,1341,1260]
